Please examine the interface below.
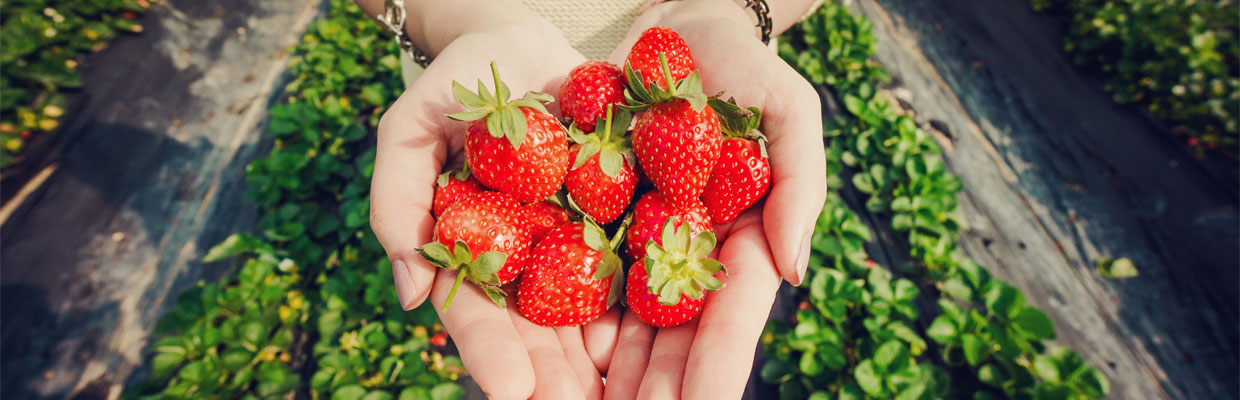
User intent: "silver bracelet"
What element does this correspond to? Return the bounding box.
[377,0,433,67]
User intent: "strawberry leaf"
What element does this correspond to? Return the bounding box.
[417,242,454,269]
[471,251,507,276]
[482,285,507,308]
[594,251,621,280]
[582,220,608,251]
[477,79,496,104]
[446,109,490,122]
[688,231,716,259]
[599,148,623,177]
[452,240,472,266]
[452,81,486,109]
[607,269,624,307]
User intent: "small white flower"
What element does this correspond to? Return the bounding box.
[43,28,56,38]
[278,258,296,272]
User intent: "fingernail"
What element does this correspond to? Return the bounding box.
[792,231,812,286]
[392,259,417,310]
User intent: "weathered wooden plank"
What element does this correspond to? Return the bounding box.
[0,1,322,398]
[849,0,1239,398]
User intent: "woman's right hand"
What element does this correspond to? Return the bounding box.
[369,21,614,400]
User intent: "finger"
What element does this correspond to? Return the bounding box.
[682,211,783,400]
[507,309,589,400]
[556,327,605,400]
[371,86,452,310]
[602,311,656,400]
[430,272,534,400]
[635,318,699,399]
[583,308,622,374]
[760,63,827,285]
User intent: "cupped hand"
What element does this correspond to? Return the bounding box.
[370,23,609,400]
[597,1,828,398]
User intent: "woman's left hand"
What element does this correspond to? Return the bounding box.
[589,1,829,398]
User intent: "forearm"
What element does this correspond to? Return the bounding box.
[351,0,555,57]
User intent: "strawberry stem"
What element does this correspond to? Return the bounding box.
[659,53,676,94]
[442,268,469,311]
[611,213,633,252]
[490,61,506,107]
[601,105,614,142]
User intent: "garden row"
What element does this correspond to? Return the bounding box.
[759,2,1109,399]
[123,1,464,399]
[1032,0,1239,157]
[0,0,151,169]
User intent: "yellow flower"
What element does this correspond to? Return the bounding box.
[279,305,292,320]
[340,331,362,351]
[6,138,24,152]
[360,373,382,388]
[43,105,63,118]
[37,119,58,131]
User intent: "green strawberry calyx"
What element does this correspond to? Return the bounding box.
[567,104,635,178]
[583,215,632,308]
[446,61,554,149]
[623,53,709,112]
[708,97,768,158]
[416,239,509,310]
[642,219,726,305]
[435,163,472,187]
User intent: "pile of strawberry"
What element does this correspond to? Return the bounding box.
[418,27,770,328]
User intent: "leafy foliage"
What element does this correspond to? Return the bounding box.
[127,0,463,398]
[764,2,1110,399]
[0,0,151,168]
[1033,0,1239,156]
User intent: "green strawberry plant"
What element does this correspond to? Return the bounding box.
[128,0,463,398]
[1033,0,1238,157]
[766,1,1110,399]
[762,189,946,400]
[0,0,151,168]
[126,235,307,398]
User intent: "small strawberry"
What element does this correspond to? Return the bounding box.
[625,27,695,91]
[449,62,569,203]
[432,166,485,220]
[523,199,574,243]
[626,220,725,327]
[626,191,711,260]
[518,218,628,327]
[625,55,720,208]
[559,61,626,132]
[701,98,770,224]
[566,105,638,224]
[417,192,531,309]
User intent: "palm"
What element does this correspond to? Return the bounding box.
[371,28,614,399]
[596,14,828,400]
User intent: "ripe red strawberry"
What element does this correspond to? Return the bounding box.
[701,98,770,224]
[518,220,626,327]
[559,61,625,133]
[523,200,574,243]
[566,106,638,224]
[632,99,721,207]
[626,191,711,260]
[625,27,695,91]
[432,167,484,220]
[624,53,720,208]
[626,220,725,327]
[449,62,569,203]
[418,192,531,309]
